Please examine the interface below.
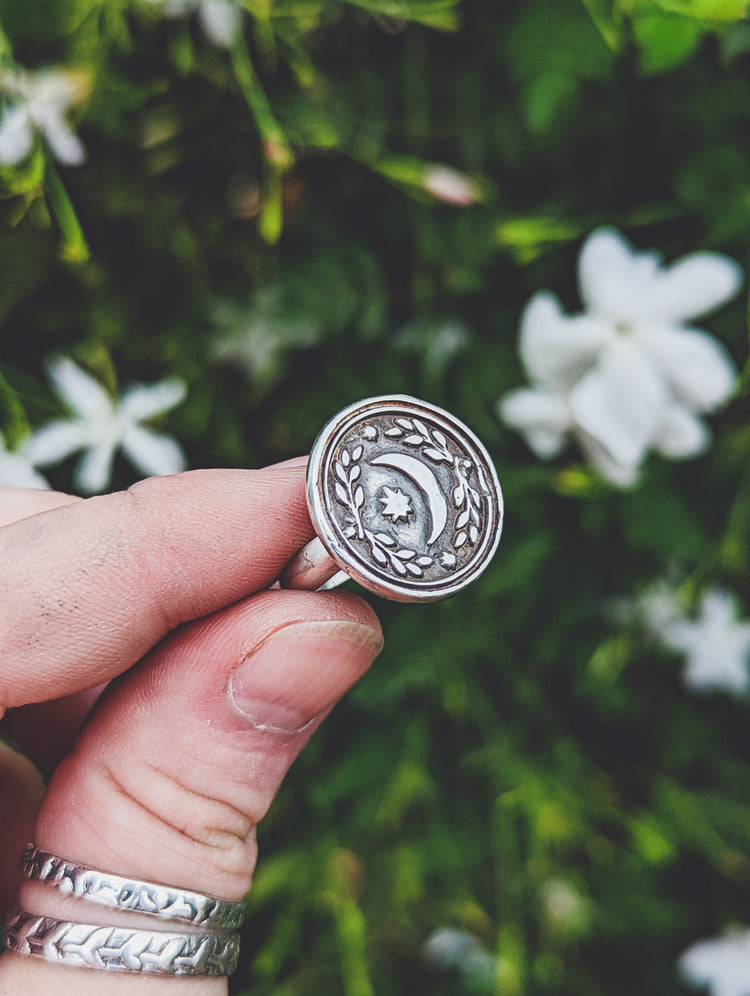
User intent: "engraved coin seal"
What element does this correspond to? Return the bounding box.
[303,395,503,602]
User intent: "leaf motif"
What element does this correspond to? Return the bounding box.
[416,556,433,566]
[395,549,416,560]
[469,524,478,545]
[396,418,414,430]
[372,545,388,565]
[374,532,395,546]
[334,481,348,505]
[352,445,363,461]
[354,486,365,508]
[341,449,350,467]
[406,562,423,577]
[413,418,429,437]
[385,427,403,437]
[391,556,407,576]
[454,531,467,549]
[456,508,470,529]
[349,464,361,483]
[362,425,378,440]
[433,429,447,448]
[470,505,481,527]
[344,525,356,538]
[469,489,481,508]
[453,486,464,507]
[335,462,348,484]
[404,434,425,445]
[423,447,447,462]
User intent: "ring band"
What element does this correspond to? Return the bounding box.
[20,843,245,930]
[3,909,239,976]
[279,535,348,591]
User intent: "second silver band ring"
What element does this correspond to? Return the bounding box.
[3,909,239,976]
[20,843,245,930]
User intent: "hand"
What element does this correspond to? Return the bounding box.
[0,465,383,994]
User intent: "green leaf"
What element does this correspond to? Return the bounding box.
[643,0,749,20]
[338,0,459,31]
[632,11,703,72]
[522,70,580,134]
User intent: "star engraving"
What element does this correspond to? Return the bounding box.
[379,486,412,523]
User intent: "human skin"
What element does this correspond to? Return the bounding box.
[0,465,383,995]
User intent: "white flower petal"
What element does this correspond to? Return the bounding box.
[0,451,51,488]
[569,340,668,469]
[498,387,571,457]
[38,112,86,166]
[119,378,187,421]
[200,0,242,46]
[577,433,641,488]
[28,70,84,111]
[422,165,478,206]
[121,425,186,478]
[634,324,737,411]
[661,590,750,696]
[23,420,88,467]
[518,291,612,390]
[47,357,114,419]
[653,404,709,459]
[75,438,118,494]
[578,227,659,322]
[646,252,743,324]
[679,929,750,996]
[0,105,33,165]
[578,227,742,323]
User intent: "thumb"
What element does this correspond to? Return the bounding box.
[22,589,381,915]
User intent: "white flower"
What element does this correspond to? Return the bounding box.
[212,293,319,388]
[540,879,592,936]
[0,432,50,489]
[148,0,243,47]
[629,580,685,634]
[422,927,495,983]
[24,358,187,494]
[660,589,750,695]
[394,320,470,381]
[499,228,742,486]
[679,926,750,996]
[0,68,88,166]
[422,165,479,206]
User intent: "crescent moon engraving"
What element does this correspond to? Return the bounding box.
[371,452,448,544]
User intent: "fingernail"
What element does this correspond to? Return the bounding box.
[229,620,383,734]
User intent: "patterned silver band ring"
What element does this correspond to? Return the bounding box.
[3,909,240,976]
[20,843,245,930]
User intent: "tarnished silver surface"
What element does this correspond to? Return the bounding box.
[20,843,245,930]
[288,395,503,602]
[3,909,240,976]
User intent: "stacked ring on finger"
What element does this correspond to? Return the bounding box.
[19,843,245,929]
[3,843,245,977]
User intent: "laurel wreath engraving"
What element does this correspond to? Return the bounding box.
[382,417,482,550]
[331,416,483,577]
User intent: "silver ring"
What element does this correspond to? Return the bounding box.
[280,395,503,602]
[3,909,240,976]
[20,843,244,930]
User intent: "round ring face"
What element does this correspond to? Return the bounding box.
[307,395,504,602]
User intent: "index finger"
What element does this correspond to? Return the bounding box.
[0,466,315,712]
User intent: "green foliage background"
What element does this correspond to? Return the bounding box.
[2,0,750,992]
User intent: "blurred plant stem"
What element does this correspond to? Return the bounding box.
[43,159,89,263]
[230,31,292,244]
